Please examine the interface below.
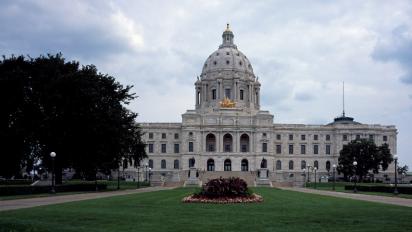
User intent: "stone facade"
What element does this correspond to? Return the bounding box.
[122,25,397,186]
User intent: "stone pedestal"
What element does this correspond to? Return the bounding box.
[184,168,201,187]
[256,168,272,187]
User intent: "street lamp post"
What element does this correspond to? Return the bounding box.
[148,168,152,186]
[50,152,56,194]
[332,164,337,191]
[117,161,121,190]
[302,168,306,187]
[314,167,317,189]
[307,165,311,184]
[394,155,399,195]
[353,161,358,193]
[137,166,140,188]
[144,163,148,182]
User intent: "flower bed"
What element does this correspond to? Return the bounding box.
[182,177,263,204]
[182,193,263,204]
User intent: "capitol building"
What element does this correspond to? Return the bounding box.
[124,25,397,186]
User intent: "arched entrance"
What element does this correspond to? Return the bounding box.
[224,159,232,171]
[241,159,249,171]
[207,159,215,171]
[206,133,216,152]
[240,134,249,152]
[223,133,233,152]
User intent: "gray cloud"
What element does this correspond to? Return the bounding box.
[372,25,412,84]
[294,92,315,101]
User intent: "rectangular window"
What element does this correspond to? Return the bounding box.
[369,134,374,141]
[241,144,247,152]
[161,144,166,153]
[276,134,281,140]
[289,134,293,141]
[276,144,281,154]
[343,134,348,141]
[148,144,154,153]
[212,89,216,100]
[326,134,330,141]
[262,143,267,152]
[313,144,318,154]
[314,134,318,140]
[301,144,306,154]
[356,134,361,140]
[162,133,166,139]
[240,90,244,100]
[149,133,153,139]
[289,144,294,154]
[383,135,388,142]
[301,135,306,140]
[174,133,179,139]
[225,88,231,99]
[188,142,193,152]
[326,144,331,155]
[174,144,179,153]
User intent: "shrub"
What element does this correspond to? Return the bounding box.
[197,177,250,198]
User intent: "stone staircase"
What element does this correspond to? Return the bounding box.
[199,171,257,186]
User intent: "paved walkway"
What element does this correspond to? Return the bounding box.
[280,187,412,207]
[0,186,174,212]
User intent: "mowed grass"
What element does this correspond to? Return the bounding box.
[1,188,412,232]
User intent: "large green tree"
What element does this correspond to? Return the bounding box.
[337,139,393,181]
[0,54,146,181]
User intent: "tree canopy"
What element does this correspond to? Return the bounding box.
[0,54,146,181]
[337,139,393,181]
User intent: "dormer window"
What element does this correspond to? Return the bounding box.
[226,60,230,65]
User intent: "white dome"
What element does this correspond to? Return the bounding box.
[201,47,254,76]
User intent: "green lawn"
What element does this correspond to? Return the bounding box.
[1,188,411,232]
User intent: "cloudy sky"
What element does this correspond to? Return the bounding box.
[1,0,411,167]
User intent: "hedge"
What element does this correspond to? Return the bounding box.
[0,183,107,196]
[344,185,412,194]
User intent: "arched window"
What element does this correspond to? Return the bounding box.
[289,160,294,170]
[240,134,249,152]
[224,159,231,171]
[148,159,153,169]
[189,158,195,168]
[207,159,215,171]
[223,133,233,152]
[301,160,306,170]
[174,160,179,169]
[314,160,319,169]
[260,158,267,168]
[326,161,331,172]
[241,159,248,171]
[161,159,166,169]
[276,160,282,170]
[206,133,216,152]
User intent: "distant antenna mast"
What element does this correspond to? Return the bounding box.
[342,81,345,117]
